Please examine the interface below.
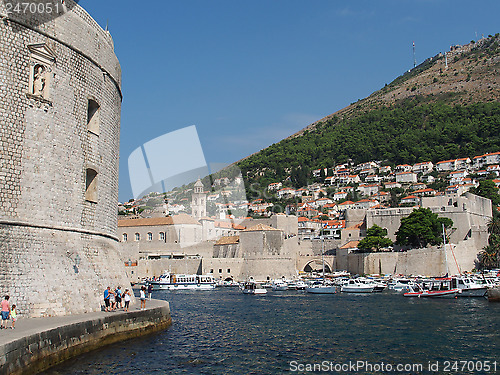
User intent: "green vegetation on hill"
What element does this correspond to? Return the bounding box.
[239,99,500,188]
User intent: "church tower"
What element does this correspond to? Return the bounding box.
[192,178,207,219]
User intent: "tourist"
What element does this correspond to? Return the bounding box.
[140,286,146,310]
[123,289,131,312]
[147,283,153,300]
[115,286,122,309]
[10,304,17,329]
[103,287,111,312]
[1,295,10,329]
[109,288,116,311]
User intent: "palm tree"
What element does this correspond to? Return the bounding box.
[487,216,500,236]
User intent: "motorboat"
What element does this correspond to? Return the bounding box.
[404,279,460,298]
[358,277,386,292]
[450,276,487,297]
[341,279,375,293]
[271,279,288,291]
[240,281,267,295]
[305,281,337,294]
[388,278,414,293]
[148,272,216,290]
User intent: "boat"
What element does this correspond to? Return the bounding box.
[240,281,267,294]
[271,279,288,291]
[288,280,307,290]
[487,286,500,302]
[450,276,488,297]
[388,278,414,293]
[403,279,460,298]
[358,277,386,292]
[148,272,216,290]
[305,281,337,294]
[341,279,375,293]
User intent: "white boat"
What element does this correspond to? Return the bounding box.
[404,279,460,298]
[288,280,307,290]
[240,281,267,294]
[388,278,414,293]
[451,276,487,297]
[148,272,216,290]
[305,281,337,294]
[271,279,288,291]
[341,279,375,293]
[358,277,386,292]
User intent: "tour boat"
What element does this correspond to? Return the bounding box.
[403,279,460,298]
[240,281,267,294]
[450,276,488,297]
[388,278,414,293]
[341,279,375,293]
[305,281,337,294]
[148,272,216,290]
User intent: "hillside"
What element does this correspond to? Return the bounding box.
[238,34,500,189]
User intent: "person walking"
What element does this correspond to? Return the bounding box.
[115,286,122,309]
[1,295,10,329]
[140,286,146,310]
[103,287,111,312]
[10,304,17,329]
[123,289,131,312]
[147,283,153,300]
[109,289,116,311]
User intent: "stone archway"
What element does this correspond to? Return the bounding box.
[303,259,332,273]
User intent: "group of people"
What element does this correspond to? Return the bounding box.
[103,286,132,312]
[1,295,17,329]
[104,284,153,312]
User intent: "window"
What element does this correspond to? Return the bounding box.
[135,233,140,241]
[210,269,214,273]
[227,269,231,273]
[122,233,128,242]
[159,232,165,241]
[219,269,222,273]
[147,232,153,241]
[85,168,98,203]
[87,99,100,135]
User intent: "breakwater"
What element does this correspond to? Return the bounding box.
[0,300,171,375]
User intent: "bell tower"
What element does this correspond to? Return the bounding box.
[191,178,207,219]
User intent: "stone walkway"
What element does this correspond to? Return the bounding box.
[0,299,167,347]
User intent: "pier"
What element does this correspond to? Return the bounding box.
[0,300,171,375]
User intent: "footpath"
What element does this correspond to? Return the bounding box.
[0,299,171,375]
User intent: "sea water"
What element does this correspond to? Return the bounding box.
[41,288,500,374]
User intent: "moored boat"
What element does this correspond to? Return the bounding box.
[148,272,216,290]
[404,278,460,298]
[450,276,487,297]
[305,281,337,294]
[240,281,267,294]
[341,279,375,293]
[271,279,288,291]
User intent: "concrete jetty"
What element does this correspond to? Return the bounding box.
[0,300,171,375]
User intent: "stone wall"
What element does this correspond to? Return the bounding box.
[0,2,129,317]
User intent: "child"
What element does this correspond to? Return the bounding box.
[10,304,17,329]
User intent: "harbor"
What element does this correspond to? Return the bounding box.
[40,287,500,375]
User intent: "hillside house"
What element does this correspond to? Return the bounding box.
[395,164,413,173]
[277,187,296,199]
[267,182,283,191]
[436,158,471,172]
[357,184,380,196]
[473,152,500,169]
[332,191,348,201]
[413,161,433,174]
[379,166,392,174]
[355,199,379,209]
[395,172,418,184]
[384,182,402,190]
[400,195,420,206]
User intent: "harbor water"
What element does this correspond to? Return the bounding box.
[42,288,500,374]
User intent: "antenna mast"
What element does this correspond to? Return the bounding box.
[413,41,417,68]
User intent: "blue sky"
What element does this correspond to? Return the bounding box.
[80,0,500,202]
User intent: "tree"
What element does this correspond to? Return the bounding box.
[477,216,500,270]
[395,208,453,248]
[357,225,393,253]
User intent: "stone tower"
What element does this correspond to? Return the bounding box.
[191,178,207,219]
[0,1,132,317]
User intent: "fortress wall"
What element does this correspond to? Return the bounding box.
[0,3,127,317]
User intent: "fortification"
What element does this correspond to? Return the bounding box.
[0,1,131,317]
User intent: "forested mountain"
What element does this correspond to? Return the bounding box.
[238,34,500,189]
